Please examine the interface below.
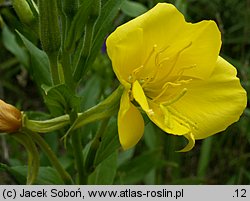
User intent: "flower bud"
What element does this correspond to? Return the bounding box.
[38,0,61,53]
[0,100,22,133]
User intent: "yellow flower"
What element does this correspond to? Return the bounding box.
[106,3,247,151]
[0,99,22,133]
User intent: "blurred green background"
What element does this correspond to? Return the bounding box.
[0,0,249,184]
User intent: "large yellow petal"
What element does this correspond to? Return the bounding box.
[106,3,185,83]
[170,56,247,139]
[106,27,144,84]
[118,90,145,149]
[178,133,195,152]
[156,20,221,81]
[107,3,221,86]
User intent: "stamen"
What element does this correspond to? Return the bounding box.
[177,64,197,76]
[155,46,170,67]
[128,75,133,82]
[128,45,157,83]
[161,88,187,106]
[142,44,157,71]
[128,65,144,83]
[164,41,193,78]
[167,106,198,130]
[160,104,172,129]
[152,82,181,102]
[139,46,171,88]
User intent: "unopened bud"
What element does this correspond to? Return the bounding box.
[38,0,61,53]
[0,100,22,133]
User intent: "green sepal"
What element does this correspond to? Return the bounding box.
[22,113,70,133]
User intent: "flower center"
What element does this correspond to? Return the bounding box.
[128,41,198,131]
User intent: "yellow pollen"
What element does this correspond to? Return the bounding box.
[148,109,154,116]
[128,44,157,83]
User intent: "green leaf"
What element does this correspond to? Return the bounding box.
[144,122,159,149]
[78,75,102,110]
[73,0,125,80]
[2,26,29,67]
[174,0,187,16]
[2,165,64,184]
[197,137,213,178]
[65,0,92,51]
[115,149,162,184]
[88,151,118,184]
[94,120,120,167]
[35,167,64,184]
[0,164,26,184]
[17,31,52,87]
[121,0,147,17]
[43,84,80,116]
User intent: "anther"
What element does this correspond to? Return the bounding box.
[129,45,158,83]
[148,109,154,116]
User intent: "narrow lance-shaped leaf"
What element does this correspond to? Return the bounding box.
[17,31,52,87]
[72,0,125,81]
[73,0,101,81]
[64,0,92,51]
